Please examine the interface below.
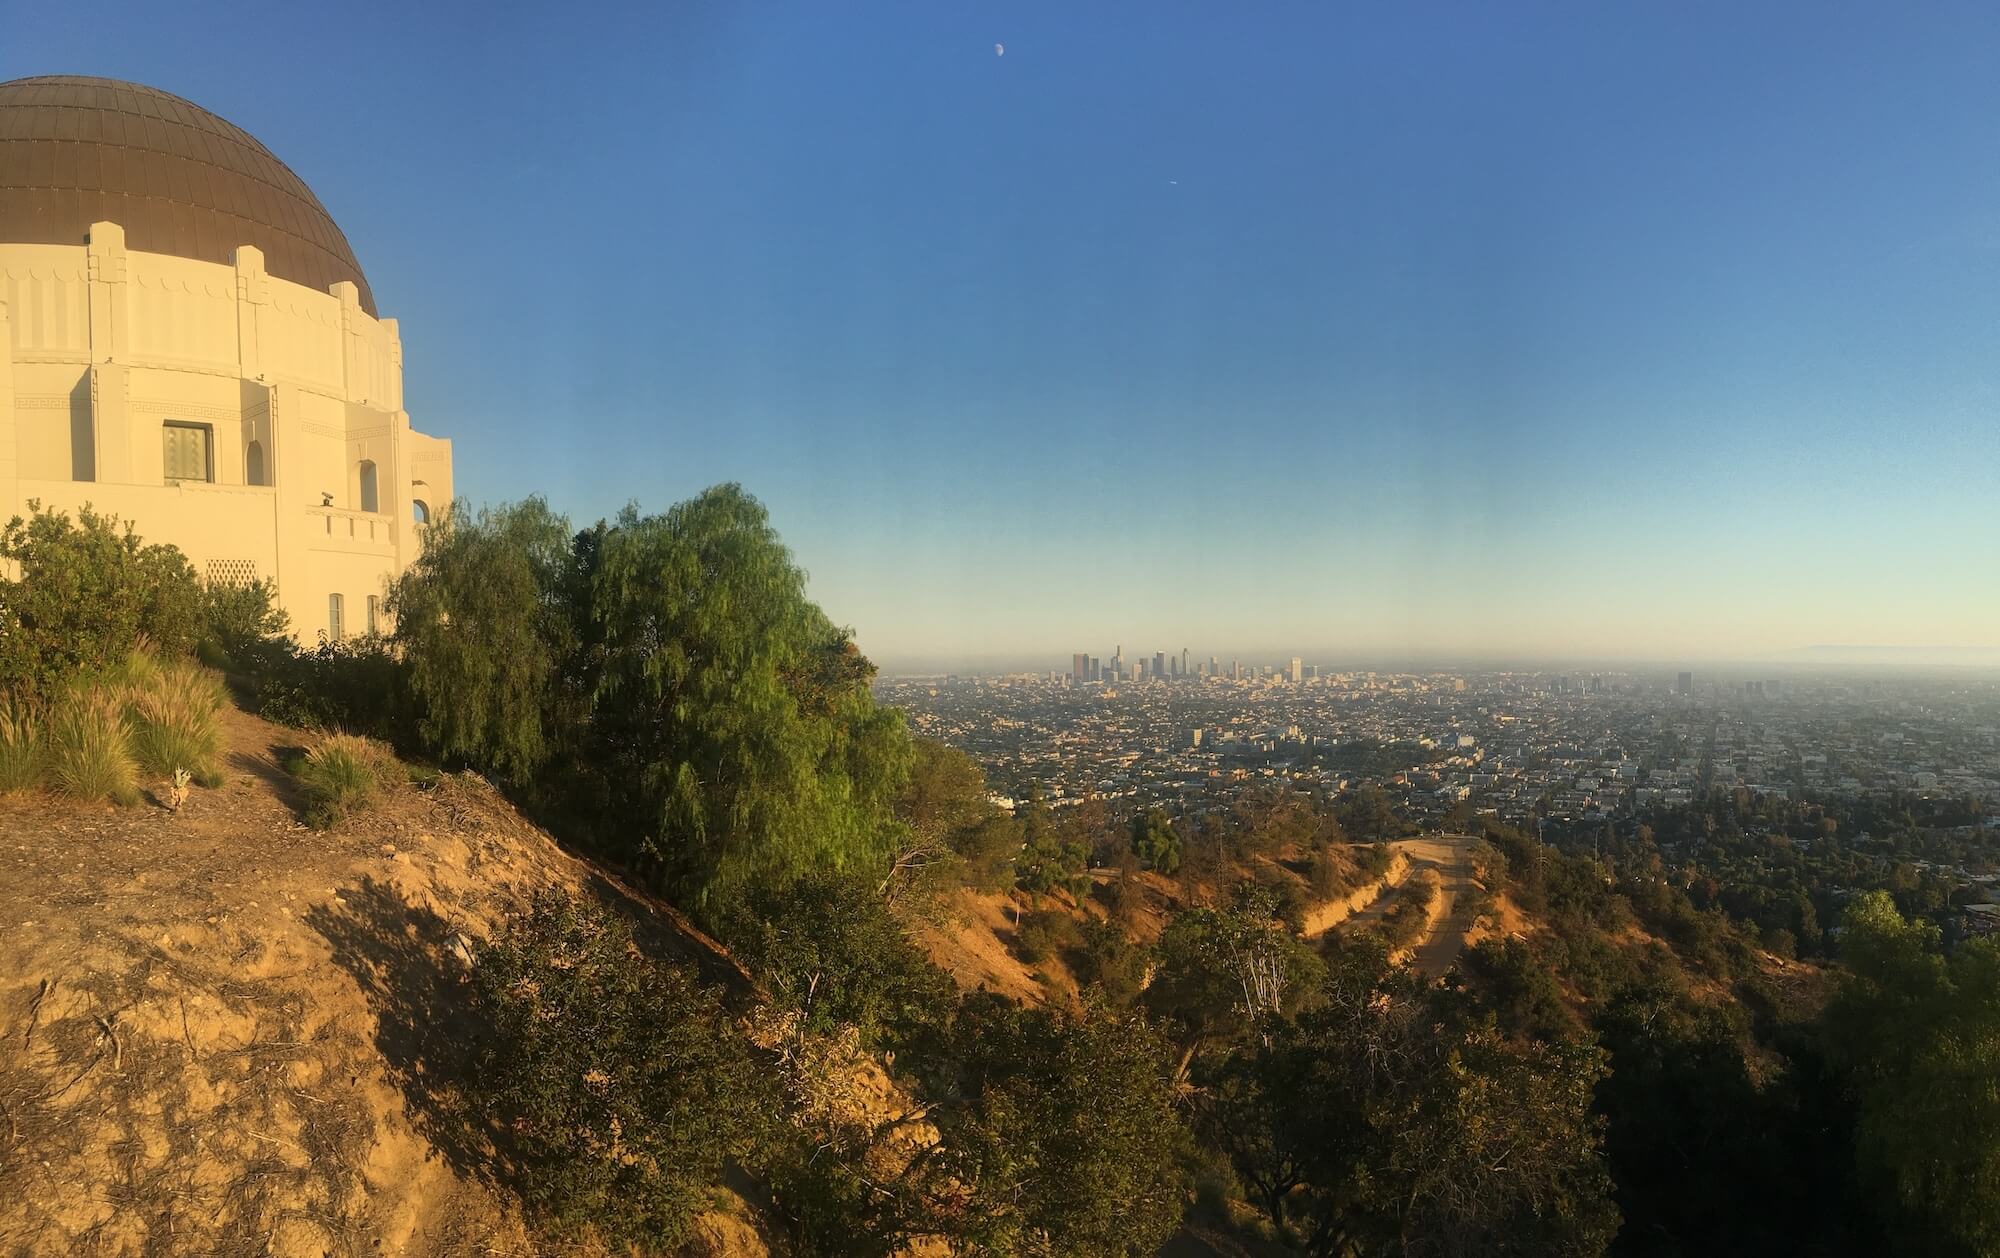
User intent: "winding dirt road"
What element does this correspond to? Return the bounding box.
[1405,836,1479,976]
[1308,836,1480,976]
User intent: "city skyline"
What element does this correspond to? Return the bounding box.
[11,3,1997,662]
[884,643,2000,682]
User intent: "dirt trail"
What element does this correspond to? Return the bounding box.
[1306,837,1480,976]
[1405,837,1479,976]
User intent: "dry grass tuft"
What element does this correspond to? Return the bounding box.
[293,733,399,829]
[0,698,42,794]
[45,688,141,805]
[126,659,226,786]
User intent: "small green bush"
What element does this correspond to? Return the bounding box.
[0,699,42,794]
[127,659,225,784]
[1071,917,1149,1007]
[45,688,140,805]
[1016,907,1075,964]
[0,503,201,702]
[292,733,396,828]
[197,577,290,673]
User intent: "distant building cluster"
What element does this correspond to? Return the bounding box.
[1067,645,1322,686]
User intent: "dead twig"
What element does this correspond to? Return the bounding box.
[95,1013,122,1072]
[22,977,49,1049]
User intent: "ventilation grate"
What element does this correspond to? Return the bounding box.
[206,559,259,588]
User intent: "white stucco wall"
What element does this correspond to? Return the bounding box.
[0,223,454,644]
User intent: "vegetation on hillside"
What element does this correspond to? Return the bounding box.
[8,491,1998,1257]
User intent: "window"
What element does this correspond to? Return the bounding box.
[412,498,431,525]
[245,439,267,486]
[163,422,213,483]
[328,593,344,642]
[366,595,380,636]
[358,459,379,513]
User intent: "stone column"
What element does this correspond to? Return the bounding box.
[0,298,18,526]
[234,245,267,383]
[268,383,314,641]
[86,223,133,483]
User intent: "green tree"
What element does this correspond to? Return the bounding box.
[1130,806,1184,874]
[1015,790,1090,903]
[389,497,578,789]
[888,739,1012,902]
[584,485,912,913]
[1827,891,2000,1255]
[1147,883,1324,1063]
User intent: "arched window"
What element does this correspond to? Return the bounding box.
[245,439,267,486]
[357,460,379,513]
[412,498,431,525]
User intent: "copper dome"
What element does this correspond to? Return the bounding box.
[0,75,376,315]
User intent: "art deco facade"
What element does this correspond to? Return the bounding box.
[0,75,453,641]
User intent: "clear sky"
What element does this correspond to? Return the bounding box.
[10,3,1999,671]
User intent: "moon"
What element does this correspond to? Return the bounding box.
[995,42,1005,57]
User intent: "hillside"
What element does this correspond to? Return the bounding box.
[917,833,1510,1012]
[0,705,762,1256]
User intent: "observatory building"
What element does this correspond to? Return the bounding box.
[0,75,453,641]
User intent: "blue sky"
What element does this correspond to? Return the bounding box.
[11,3,1999,669]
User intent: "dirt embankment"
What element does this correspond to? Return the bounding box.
[1301,849,1412,938]
[0,706,758,1257]
[1299,838,1484,977]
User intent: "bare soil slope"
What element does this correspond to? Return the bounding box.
[0,705,753,1257]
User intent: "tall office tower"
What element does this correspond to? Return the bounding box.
[1154,651,1167,681]
[1288,657,1303,684]
[1181,648,1190,678]
[1072,653,1088,683]
[1676,671,1693,695]
[1089,656,1100,681]
[1307,664,1319,681]
[1232,659,1241,681]
[1210,655,1219,678]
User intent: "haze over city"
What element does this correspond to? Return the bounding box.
[10,2,1997,668]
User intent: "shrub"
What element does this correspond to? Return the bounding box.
[930,995,1191,1256]
[1310,846,1359,899]
[1071,917,1149,1007]
[1358,841,1394,880]
[126,659,225,786]
[292,733,396,828]
[45,688,140,805]
[0,699,41,794]
[469,893,769,1249]
[1375,872,1439,952]
[197,578,289,673]
[1016,907,1075,964]
[0,503,201,701]
[725,871,955,1050]
[253,637,408,741]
